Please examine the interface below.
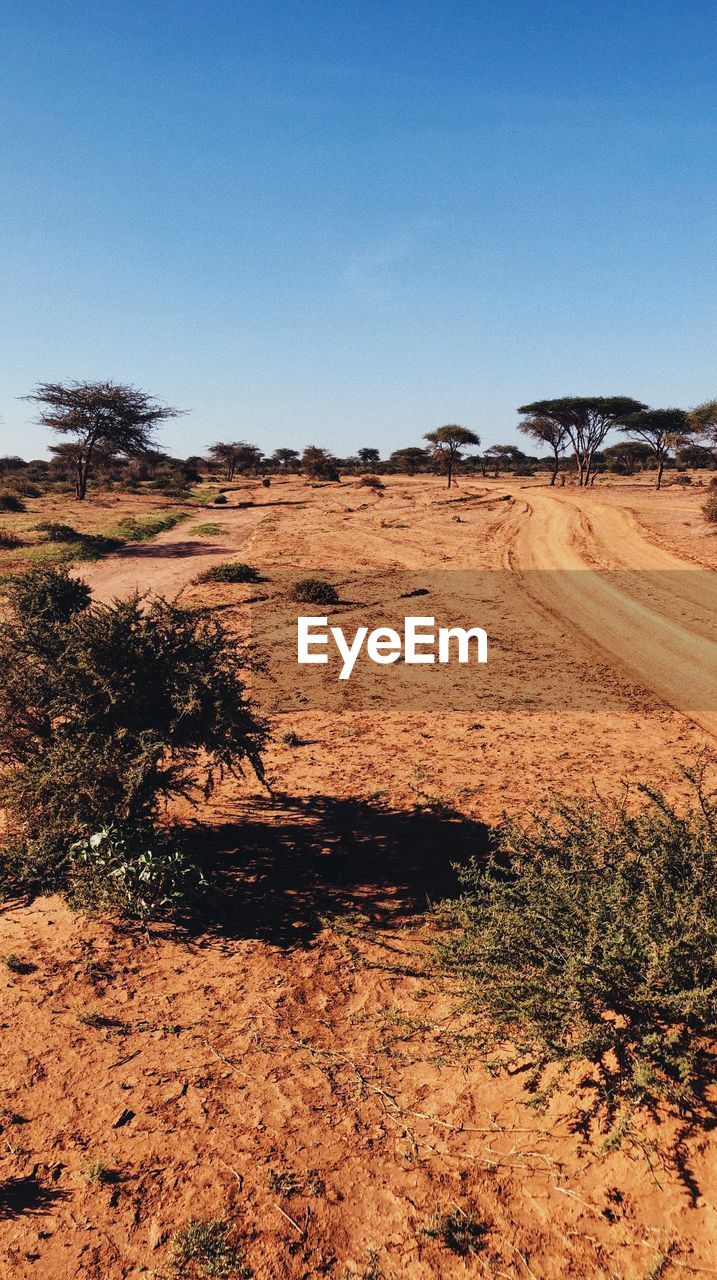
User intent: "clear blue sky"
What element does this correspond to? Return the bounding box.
[1,0,715,460]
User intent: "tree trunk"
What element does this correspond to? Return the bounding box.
[75,454,89,500]
[656,458,664,490]
[550,452,559,485]
[446,458,452,488]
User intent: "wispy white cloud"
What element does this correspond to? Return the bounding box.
[342,220,439,302]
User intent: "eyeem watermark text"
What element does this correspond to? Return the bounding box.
[297,615,489,680]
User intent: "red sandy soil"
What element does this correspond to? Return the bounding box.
[1,473,716,1278]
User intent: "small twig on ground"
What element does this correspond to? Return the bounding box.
[274,1202,310,1239]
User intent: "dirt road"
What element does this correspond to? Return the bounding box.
[77,500,267,602]
[78,478,717,738]
[503,486,717,736]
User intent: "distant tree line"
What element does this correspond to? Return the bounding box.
[2,380,716,500]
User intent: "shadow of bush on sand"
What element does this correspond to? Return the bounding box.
[181,792,489,947]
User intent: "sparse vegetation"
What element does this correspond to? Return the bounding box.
[422,1206,488,1256]
[267,1166,300,1198]
[289,576,339,605]
[170,1217,252,1278]
[77,1008,122,1030]
[340,1250,383,1280]
[437,774,717,1127]
[83,1158,117,1185]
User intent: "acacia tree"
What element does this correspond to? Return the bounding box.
[518,397,646,487]
[688,400,717,443]
[424,424,480,488]
[518,415,569,485]
[26,381,181,500]
[207,441,263,480]
[601,440,654,475]
[482,444,529,477]
[616,408,691,489]
[357,447,380,470]
[389,447,428,475]
[272,447,300,474]
[678,443,715,469]
[301,445,340,481]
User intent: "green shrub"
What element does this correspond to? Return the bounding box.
[0,570,266,898]
[437,776,717,1124]
[12,481,42,498]
[0,492,25,513]
[289,577,339,605]
[0,531,23,550]
[35,521,81,542]
[358,475,384,490]
[170,1218,252,1278]
[213,493,229,505]
[69,826,204,919]
[196,562,262,585]
[7,564,92,624]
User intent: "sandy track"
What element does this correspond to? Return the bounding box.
[77,481,717,736]
[77,502,270,602]
[505,488,717,736]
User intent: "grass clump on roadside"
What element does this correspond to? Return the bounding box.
[436,771,717,1132]
[34,521,123,561]
[188,522,230,537]
[108,510,188,542]
[195,562,262,585]
[170,1217,252,1278]
[0,565,266,912]
[289,576,339,605]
